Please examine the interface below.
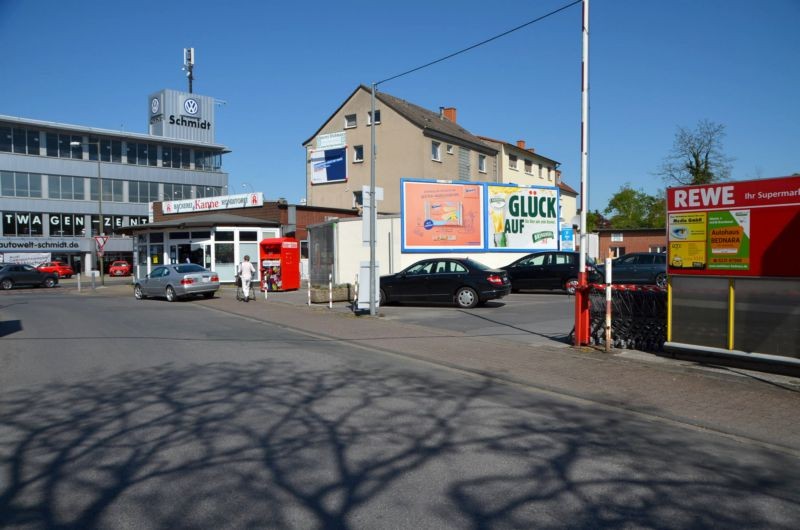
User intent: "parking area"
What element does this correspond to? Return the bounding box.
[378,291,575,348]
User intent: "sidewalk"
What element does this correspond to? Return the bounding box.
[72,281,800,452]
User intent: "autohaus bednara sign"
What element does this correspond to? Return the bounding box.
[162,192,264,214]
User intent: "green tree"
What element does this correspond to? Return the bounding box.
[604,184,665,229]
[658,119,733,185]
[585,210,609,232]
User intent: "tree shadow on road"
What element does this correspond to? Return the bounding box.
[1,360,798,529]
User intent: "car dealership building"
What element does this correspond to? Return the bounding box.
[0,88,229,273]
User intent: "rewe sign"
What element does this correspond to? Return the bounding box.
[666,176,800,278]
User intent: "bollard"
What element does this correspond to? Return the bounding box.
[353,274,359,313]
[328,273,333,309]
[77,272,81,293]
[307,280,311,306]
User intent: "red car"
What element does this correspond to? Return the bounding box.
[37,261,74,278]
[109,260,132,276]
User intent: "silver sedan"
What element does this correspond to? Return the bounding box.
[134,264,220,302]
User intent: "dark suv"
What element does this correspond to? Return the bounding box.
[501,251,600,295]
[597,252,667,288]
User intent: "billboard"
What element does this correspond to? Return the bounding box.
[401,180,484,251]
[486,184,560,251]
[310,148,347,185]
[667,175,800,277]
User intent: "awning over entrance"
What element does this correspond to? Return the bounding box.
[117,213,280,234]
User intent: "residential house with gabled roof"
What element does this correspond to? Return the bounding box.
[303,85,499,213]
[302,85,579,227]
[478,135,578,226]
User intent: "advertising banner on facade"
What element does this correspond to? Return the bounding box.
[162,193,264,215]
[401,180,484,251]
[667,175,800,277]
[310,148,347,185]
[486,184,560,251]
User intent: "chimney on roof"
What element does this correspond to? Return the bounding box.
[516,140,526,149]
[442,107,457,123]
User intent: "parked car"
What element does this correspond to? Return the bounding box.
[0,263,59,289]
[379,257,511,309]
[109,260,132,276]
[36,260,74,278]
[134,264,220,302]
[596,252,667,288]
[501,251,600,295]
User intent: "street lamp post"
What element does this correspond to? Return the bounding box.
[71,140,105,286]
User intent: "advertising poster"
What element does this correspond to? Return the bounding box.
[401,180,484,251]
[667,175,799,277]
[668,212,707,269]
[707,210,750,270]
[309,148,347,185]
[486,185,559,251]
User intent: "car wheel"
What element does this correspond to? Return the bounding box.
[202,291,215,299]
[380,288,388,305]
[43,278,56,288]
[165,286,177,302]
[1,279,13,290]
[455,287,478,309]
[565,278,578,295]
[134,285,145,300]
[655,272,667,289]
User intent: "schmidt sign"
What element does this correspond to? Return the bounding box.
[148,89,216,142]
[162,192,264,214]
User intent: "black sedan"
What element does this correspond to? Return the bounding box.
[596,252,667,288]
[380,258,511,309]
[0,263,59,290]
[501,251,600,295]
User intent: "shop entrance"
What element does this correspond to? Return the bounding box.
[170,244,191,264]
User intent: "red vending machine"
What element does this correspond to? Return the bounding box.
[258,237,301,291]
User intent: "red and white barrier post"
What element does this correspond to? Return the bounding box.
[605,250,613,352]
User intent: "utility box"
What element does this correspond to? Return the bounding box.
[259,237,300,291]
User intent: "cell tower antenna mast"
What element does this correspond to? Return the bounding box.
[183,47,195,93]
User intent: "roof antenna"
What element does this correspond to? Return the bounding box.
[182,48,195,93]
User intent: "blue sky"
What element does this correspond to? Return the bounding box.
[1,0,797,211]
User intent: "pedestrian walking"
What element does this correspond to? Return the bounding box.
[238,255,256,302]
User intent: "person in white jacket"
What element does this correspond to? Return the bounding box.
[238,255,256,302]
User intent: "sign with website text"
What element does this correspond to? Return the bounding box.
[667,175,800,277]
[487,184,559,251]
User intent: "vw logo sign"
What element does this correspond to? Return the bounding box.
[183,98,199,115]
[150,98,160,114]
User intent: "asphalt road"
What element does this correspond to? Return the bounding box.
[1,291,799,529]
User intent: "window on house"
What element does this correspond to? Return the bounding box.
[524,159,532,174]
[367,110,381,125]
[344,114,357,128]
[610,246,626,258]
[650,246,666,254]
[478,154,486,173]
[509,154,518,170]
[547,167,553,181]
[353,145,364,163]
[446,144,454,155]
[431,141,441,161]
[611,233,624,242]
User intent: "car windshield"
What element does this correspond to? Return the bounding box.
[175,264,207,273]
[112,261,127,266]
